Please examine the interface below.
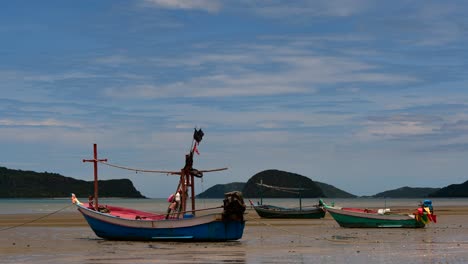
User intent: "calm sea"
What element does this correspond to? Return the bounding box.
[1,197,467,214]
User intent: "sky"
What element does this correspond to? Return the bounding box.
[1,0,468,198]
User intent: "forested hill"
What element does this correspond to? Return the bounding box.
[197,169,356,198]
[242,169,324,198]
[0,167,145,198]
[197,182,246,198]
[372,186,440,198]
[315,181,356,198]
[196,170,468,198]
[429,180,468,197]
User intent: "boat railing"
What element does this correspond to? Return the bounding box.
[165,205,225,219]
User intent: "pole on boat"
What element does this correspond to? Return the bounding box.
[178,137,197,218]
[180,169,186,217]
[190,173,195,215]
[83,144,108,210]
[299,183,302,211]
[260,179,263,205]
[179,170,196,216]
[299,191,302,211]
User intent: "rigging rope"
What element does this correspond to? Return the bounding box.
[256,183,309,192]
[97,160,227,175]
[97,160,180,175]
[0,204,74,232]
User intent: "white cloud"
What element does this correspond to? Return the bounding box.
[143,0,221,13]
[104,76,310,99]
[104,44,418,100]
[23,71,100,82]
[356,115,438,141]
[150,53,258,68]
[0,118,83,128]
[365,121,434,138]
[242,0,372,18]
[94,55,134,67]
[412,3,465,46]
[0,127,90,145]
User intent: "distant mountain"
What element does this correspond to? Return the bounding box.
[373,186,440,198]
[196,170,356,198]
[194,170,468,198]
[196,182,246,198]
[315,181,356,198]
[242,169,324,198]
[429,180,468,197]
[0,166,145,198]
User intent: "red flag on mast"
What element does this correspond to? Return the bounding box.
[193,142,200,155]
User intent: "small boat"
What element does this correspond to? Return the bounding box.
[321,199,436,228]
[72,129,246,241]
[249,182,326,219]
[250,203,326,219]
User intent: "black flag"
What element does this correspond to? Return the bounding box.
[193,128,204,143]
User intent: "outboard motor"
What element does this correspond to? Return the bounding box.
[423,200,433,214]
[223,191,246,221]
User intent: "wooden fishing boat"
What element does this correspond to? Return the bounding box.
[249,182,325,219]
[321,199,436,228]
[250,203,325,219]
[72,129,246,241]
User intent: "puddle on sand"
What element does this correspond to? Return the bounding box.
[331,235,357,241]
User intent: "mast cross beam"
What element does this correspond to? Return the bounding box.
[83,144,107,210]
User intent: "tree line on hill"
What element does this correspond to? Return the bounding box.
[197,169,356,198]
[0,167,145,198]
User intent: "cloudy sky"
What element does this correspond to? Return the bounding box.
[1,0,468,198]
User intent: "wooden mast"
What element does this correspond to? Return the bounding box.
[181,168,188,216]
[83,144,107,210]
[179,136,198,217]
[181,146,197,216]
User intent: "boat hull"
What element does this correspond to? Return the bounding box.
[77,205,245,241]
[325,207,425,228]
[253,205,325,219]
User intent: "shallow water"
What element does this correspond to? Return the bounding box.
[1,197,467,214]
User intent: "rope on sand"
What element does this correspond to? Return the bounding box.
[0,204,74,232]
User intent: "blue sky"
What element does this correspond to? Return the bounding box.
[1,0,468,198]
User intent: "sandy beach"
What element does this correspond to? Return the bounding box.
[1,204,467,264]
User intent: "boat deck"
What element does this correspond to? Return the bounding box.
[341,207,378,214]
[83,203,167,220]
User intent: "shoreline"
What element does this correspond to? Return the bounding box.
[0,205,468,228]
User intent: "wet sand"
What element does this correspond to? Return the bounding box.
[1,206,467,263]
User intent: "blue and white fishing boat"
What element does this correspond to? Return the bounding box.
[72,129,246,241]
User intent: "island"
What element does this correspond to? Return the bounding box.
[0,167,145,198]
[198,169,356,198]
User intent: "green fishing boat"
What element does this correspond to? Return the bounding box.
[322,199,436,228]
[249,182,325,219]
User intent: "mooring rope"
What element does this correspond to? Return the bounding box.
[0,204,75,232]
